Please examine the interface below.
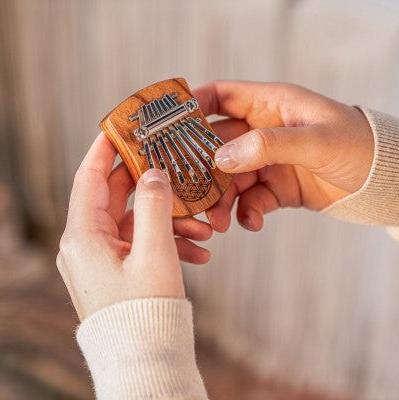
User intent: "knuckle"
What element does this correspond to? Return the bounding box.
[74,164,102,183]
[252,128,278,157]
[136,191,165,203]
[55,251,66,274]
[56,234,71,275]
[55,248,73,285]
[208,79,223,89]
[135,183,172,207]
[283,82,304,92]
[58,232,77,260]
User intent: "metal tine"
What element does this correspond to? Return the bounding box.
[175,123,216,169]
[147,103,155,121]
[150,102,159,118]
[170,126,212,182]
[165,93,177,107]
[163,95,173,108]
[187,117,224,147]
[150,136,170,181]
[157,133,185,184]
[182,118,218,153]
[147,103,155,122]
[164,128,199,183]
[164,94,176,108]
[143,104,150,125]
[138,108,144,125]
[143,139,155,169]
[128,113,139,122]
[159,98,169,113]
[154,99,164,116]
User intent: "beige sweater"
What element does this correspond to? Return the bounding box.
[77,108,399,400]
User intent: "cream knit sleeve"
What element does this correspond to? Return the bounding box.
[76,298,208,400]
[324,107,399,231]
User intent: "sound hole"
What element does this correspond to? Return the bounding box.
[171,174,212,202]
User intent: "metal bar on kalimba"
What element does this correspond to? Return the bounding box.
[182,119,218,153]
[154,99,163,116]
[143,104,150,125]
[150,136,170,180]
[163,94,175,108]
[157,133,185,184]
[165,93,177,107]
[148,103,155,120]
[169,126,212,182]
[143,139,155,169]
[147,103,154,119]
[149,102,155,119]
[148,102,157,118]
[159,98,169,112]
[175,123,216,169]
[187,117,224,146]
[150,101,160,118]
[164,129,199,183]
[138,108,144,125]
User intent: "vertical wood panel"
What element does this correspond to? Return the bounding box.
[1,1,399,398]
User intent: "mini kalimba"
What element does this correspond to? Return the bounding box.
[100,78,232,217]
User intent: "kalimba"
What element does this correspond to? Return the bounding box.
[100,78,232,217]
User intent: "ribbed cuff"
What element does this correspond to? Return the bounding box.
[76,298,207,400]
[324,107,399,226]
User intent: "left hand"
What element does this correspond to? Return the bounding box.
[57,133,212,320]
[193,81,374,232]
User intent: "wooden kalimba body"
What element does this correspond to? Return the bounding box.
[100,78,232,217]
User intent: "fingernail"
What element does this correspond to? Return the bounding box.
[141,168,168,186]
[215,143,238,170]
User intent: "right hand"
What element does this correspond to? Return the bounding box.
[193,81,374,232]
[57,135,210,320]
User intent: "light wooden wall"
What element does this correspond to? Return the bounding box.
[1,1,399,399]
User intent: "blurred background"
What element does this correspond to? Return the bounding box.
[1,0,399,399]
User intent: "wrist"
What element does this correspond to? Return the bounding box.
[323,107,399,226]
[351,106,375,191]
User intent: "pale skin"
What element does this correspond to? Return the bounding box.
[57,137,211,320]
[198,81,374,232]
[57,81,374,320]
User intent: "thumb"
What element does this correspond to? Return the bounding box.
[131,168,177,259]
[127,169,185,299]
[215,126,325,173]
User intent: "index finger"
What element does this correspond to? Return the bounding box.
[193,80,287,120]
[68,133,116,223]
[193,80,253,118]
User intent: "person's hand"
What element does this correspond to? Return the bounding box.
[57,134,212,320]
[194,81,374,232]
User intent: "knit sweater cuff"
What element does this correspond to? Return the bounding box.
[76,298,208,400]
[324,107,399,226]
